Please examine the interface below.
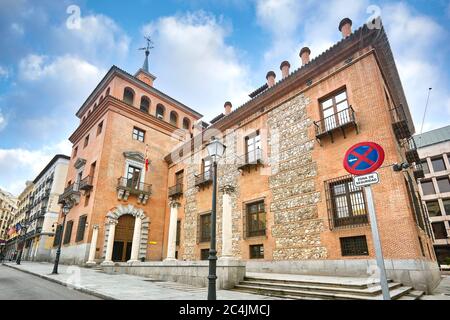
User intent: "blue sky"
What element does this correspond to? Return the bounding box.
[0,0,449,195]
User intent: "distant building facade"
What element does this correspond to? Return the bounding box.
[0,188,17,249]
[414,125,450,266]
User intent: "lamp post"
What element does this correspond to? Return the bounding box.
[52,203,71,274]
[16,221,29,265]
[205,137,226,300]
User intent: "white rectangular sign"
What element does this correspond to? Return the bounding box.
[353,172,379,187]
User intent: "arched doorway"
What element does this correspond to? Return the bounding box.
[112,214,135,262]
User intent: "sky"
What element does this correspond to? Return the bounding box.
[0,0,449,196]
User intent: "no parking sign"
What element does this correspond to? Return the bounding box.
[343,141,385,176]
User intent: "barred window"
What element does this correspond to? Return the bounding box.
[200,248,209,260]
[63,220,73,244]
[132,127,145,142]
[340,236,369,256]
[326,176,368,229]
[199,213,211,243]
[176,220,181,246]
[249,244,264,259]
[246,201,266,237]
[76,215,87,242]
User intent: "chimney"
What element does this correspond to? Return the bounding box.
[280,61,290,79]
[224,101,232,115]
[299,47,311,66]
[339,18,352,38]
[266,71,276,88]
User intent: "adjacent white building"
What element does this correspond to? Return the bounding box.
[414,125,450,266]
[23,154,70,261]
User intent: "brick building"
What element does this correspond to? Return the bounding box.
[414,125,450,267]
[55,18,440,292]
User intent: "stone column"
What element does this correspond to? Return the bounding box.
[86,225,99,266]
[127,214,142,263]
[101,219,117,266]
[165,201,180,261]
[220,185,235,260]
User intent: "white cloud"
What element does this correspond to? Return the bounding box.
[141,11,252,122]
[0,66,9,78]
[0,109,6,131]
[0,139,71,196]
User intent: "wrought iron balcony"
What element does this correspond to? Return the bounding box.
[168,183,183,198]
[58,182,81,205]
[116,177,152,204]
[313,106,358,145]
[390,104,411,140]
[413,163,425,180]
[404,138,420,164]
[194,170,213,188]
[79,175,93,191]
[237,148,264,172]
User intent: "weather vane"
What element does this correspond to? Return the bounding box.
[139,36,154,56]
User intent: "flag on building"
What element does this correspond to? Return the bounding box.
[7,226,16,236]
[145,144,149,171]
[15,223,22,232]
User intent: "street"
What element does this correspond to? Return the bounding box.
[0,265,99,300]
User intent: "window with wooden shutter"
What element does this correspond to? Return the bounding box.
[63,220,74,244]
[76,215,87,242]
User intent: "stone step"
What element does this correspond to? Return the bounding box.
[232,284,414,300]
[239,280,402,296]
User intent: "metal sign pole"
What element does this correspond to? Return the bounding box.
[364,185,391,300]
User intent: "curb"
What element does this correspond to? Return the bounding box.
[2,263,116,300]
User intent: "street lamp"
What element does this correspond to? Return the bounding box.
[205,137,226,300]
[15,221,29,265]
[52,203,71,274]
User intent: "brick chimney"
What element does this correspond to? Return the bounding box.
[280,61,290,79]
[266,71,276,88]
[299,47,311,66]
[339,18,352,38]
[224,101,232,115]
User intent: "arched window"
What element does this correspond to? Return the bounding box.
[170,111,178,126]
[93,103,97,109]
[183,117,191,130]
[140,96,150,113]
[105,87,110,96]
[156,104,165,120]
[123,87,135,105]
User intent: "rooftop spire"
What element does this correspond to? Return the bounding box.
[138,36,154,73]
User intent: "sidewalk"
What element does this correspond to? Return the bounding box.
[2,262,280,300]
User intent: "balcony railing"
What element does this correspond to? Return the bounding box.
[117,177,152,196]
[58,182,81,204]
[237,148,264,172]
[332,215,369,229]
[404,138,420,164]
[79,175,94,191]
[313,106,358,144]
[194,170,213,188]
[413,162,425,180]
[168,183,183,198]
[390,104,411,140]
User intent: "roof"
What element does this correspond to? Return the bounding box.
[33,154,70,184]
[210,113,225,124]
[413,125,450,149]
[75,66,203,119]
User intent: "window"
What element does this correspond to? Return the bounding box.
[76,215,87,242]
[132,127,145,142]
[53,225,63,247]
[123,87,134,105]
[421,160,430,174]
[156,104,165,120]
[418,237,425,257]
[246,201,266,237]
[105,87,110,96]
[328,177,368,228]
[340,236,369,256]
[432,222,448,239]
[200,248,209,260]
[437,177,450,193]
[183,118,191,130]
[421,180,436,195]
[83,135,89,148]
[170,111,178,126]
[319,89,350,131]
[431,157,446,173]
[63,220,74,244]
[140,96,150,113]
[199,213,211,242]
[245,131,262,164]
[426,201,442,217]
[175,170,184,186]
[97,121,103,136]
[176,220,181,246]
[127,165,141,189]
[73,146,78,158]
[249,244,264,259]
[202,157,212,179]
[443,199,450,215]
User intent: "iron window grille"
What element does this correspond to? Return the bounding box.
[198,213,211,243]
[176,220,181,246]
[325,175,369,230]
[243,200,266,238]
[63,220,73,245]
[200,248,209,260]
[249,244,264,259]
[340,235,369,256]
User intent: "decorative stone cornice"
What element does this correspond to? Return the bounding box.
[123,151,145,163]
[92,224,99,230]
[170,200,181,208]
[220,185,235,195]
[74,158,86,169]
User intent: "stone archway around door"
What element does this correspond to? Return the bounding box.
[101,204,150,264]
